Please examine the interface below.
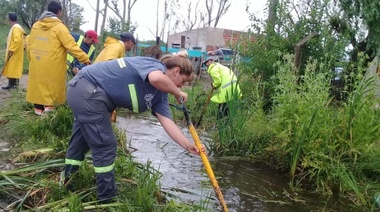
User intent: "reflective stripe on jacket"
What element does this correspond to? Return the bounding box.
[207,62,242,103]
[67,35,95,70]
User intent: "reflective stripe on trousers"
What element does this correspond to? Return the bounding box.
[65,75,117,200]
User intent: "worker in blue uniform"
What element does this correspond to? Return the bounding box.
[63,54,205,202]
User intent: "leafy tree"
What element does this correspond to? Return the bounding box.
[0,0,85,33]
[0,0,49,30]
[332,0,380,62]
[107,0,138,31]
[239,0,348,110]
[63,0,86,32]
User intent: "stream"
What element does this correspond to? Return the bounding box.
[117,115,348,211]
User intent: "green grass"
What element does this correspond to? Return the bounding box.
[181,53,380,209]
[0,90,209,211]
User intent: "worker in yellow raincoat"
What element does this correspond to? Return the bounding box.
[26,1,90,116]
[1,12,25,90]
[94,32,136,62]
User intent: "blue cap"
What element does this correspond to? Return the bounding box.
[8,13,17,21]
[120,32,136,44]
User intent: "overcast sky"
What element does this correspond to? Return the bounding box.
[71,0,268,41]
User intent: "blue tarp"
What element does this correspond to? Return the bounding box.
[137,44,205,58]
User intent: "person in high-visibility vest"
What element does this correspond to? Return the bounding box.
[67,30,99,75]
[203,56,242,119]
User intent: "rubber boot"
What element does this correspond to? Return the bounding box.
[13,79,19,89]
[1,78,13,90]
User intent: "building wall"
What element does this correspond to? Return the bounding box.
[168,27,256,52]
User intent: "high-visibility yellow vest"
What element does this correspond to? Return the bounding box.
[66,35,95,70]
[207,62,242,103]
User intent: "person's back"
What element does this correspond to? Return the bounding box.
[94,37,124,62]
[203,57,241,119]
[208,62,241,103]
[26,1,90,116]
[94,32,136,63]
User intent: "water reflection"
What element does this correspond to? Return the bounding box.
[117,115,346,211]
[117,115,212,205]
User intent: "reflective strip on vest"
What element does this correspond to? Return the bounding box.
[222,79,237,89]
[94,163,115,173]
[128,84,138,113]
[117,58,127,68]
[66,35,95,68]
[65,158,82,166]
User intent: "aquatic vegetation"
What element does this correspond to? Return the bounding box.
[183,53,380,208]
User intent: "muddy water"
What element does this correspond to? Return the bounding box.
[117,115,346,211]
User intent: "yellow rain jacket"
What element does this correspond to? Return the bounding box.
[2,23,25,78]
[94,36,125,63]
[26,11,90,106]
[207,62,242,103]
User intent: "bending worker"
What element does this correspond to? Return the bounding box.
[63,54,206,203]
[203,56,242,119]
[93,32,136,122]
[94,32,135,62]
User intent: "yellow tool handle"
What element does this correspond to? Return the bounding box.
[189,124,229,212]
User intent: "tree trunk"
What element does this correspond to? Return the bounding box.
[62,0,67,25]
[267,0,279,34]
[122,0,126,29]
[95,0,100,32]
[101,0,109,34]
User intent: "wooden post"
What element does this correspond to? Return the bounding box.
[156,37,160,46]
[181,36,186,49]
[294,32,317,71]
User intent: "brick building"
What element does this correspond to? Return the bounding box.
[167,27,255,52]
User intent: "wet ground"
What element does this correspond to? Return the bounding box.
[0,76,354,211]
[117,115,349,211]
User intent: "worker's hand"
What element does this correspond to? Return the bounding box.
[186,143,206,155]
[72,67,79,75]
[85,62,91,66]
[175,90,188,104]
[7,51,13,59]
[110,110,117,123]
